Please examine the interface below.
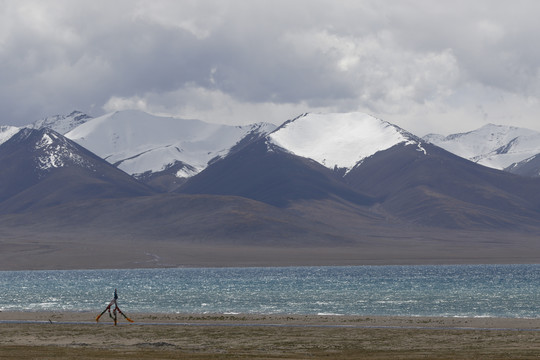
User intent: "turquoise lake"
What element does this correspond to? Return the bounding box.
[0,265,538,318]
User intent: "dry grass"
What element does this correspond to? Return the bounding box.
[1,313,540,359]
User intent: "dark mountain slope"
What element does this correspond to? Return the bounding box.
[3,191,540,270]
[345,142,540,228]
[506,154,540,178]
[178,139,374,207]
[0,128,154,213]
[0,193,370,247]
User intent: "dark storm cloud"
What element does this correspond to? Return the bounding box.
[2,0,540,135]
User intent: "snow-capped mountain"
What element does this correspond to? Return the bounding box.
[26,128,94,173]
[0,111,92,146]
[6,111,540,270]
[181,112,433,207]
[0,125,20,146]
[423,124,540,170]
[268,112,427,175]
[28,110,92,135]
[0,127,153,212]
[65,110,276,185]
[182,111,540,229]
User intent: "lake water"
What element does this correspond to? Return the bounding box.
[0,265,539,318]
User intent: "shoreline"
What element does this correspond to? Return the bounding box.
[2,312,540,359]
[2,261,540,272]
[1,311,540,329]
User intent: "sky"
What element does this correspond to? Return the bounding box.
[2,0,540,136]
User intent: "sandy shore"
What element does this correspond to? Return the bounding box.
[1,312,540,359]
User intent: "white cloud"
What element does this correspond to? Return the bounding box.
[103,86,334,126]
[283,29,460,114]
[131,1,227,39]
[2,0,540,136]
[476,19,506,44]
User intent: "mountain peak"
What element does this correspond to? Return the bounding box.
[268,112,424,174]
[423,123,540,170]
[10,128,92,173]
[480,123,520,131]
[29,110,93,135]
[65,110,277,186]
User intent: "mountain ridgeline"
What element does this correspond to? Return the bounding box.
[2,110,540,269]
[0,127,154,213]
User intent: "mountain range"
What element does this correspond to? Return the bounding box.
[64,110,276,191]
[2,110,540,270]
[423,124,540,176]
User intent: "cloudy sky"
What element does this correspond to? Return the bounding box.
[2,0,540,135]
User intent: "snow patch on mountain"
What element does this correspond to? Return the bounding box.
[268,112,423,174]
[0,126,20,145]
[34,130,90,171]
[28,111,93,135]
[1,111,92,146]
[66,110,276,177]
[423,123,540,170]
